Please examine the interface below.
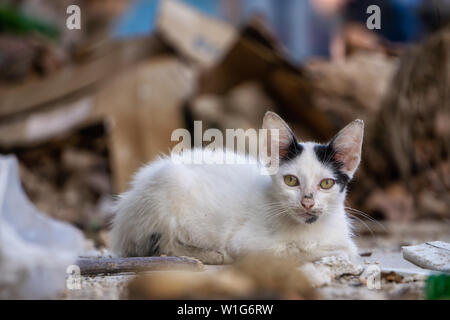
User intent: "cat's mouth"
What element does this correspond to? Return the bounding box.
[292,210,319,224]
[304,214,319,224]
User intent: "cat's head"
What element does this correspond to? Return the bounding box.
[262,112,364,225]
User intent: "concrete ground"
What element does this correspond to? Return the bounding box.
[61,220,450,300]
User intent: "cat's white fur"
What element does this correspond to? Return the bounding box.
[111,112,363,264]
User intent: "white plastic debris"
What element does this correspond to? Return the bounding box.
[402,241,450,273]
[0,155,85,299]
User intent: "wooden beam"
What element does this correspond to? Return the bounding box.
[0,36,166,119]
[76,256,204,275]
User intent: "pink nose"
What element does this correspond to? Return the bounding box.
[301,198,315,210]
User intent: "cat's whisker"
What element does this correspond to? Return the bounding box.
[344,206,375,220]
[260,205,288,213]
[323,204,375,239]
[265,206,291,215]
[344,207,387,232]
[347,215,375,240]
[264,210,290,222]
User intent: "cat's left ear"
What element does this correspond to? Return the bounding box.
[330,119,364,178]
[262,111,298,160]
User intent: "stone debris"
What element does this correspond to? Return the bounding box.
[359,265,381,288]
[318,256,364,277]
[299,256,364,287]
[61,273,135,300]
[359,251,372,257]
[402,241,450,273]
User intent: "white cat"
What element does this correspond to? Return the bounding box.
[110,112,364,264]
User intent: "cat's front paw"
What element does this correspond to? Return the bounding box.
[319,241,359,262]
[329,242,359,263]
[344,242,359,262]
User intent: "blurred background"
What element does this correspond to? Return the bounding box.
[0,0,449,249]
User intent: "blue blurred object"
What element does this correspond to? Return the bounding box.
[114,0,220,38]
[114,0,158,37]
[344,0,424,42]
[114,0,437,61]
[240,0,314,61]
[113,0,312,61]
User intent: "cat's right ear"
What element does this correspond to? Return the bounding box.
[262,111,298,160]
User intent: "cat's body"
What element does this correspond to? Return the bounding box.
[111,112,363,264]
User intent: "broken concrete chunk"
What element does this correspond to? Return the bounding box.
[359,265,382,288]
[402,241,450,273]
[299,255,364,287]
[316,256,364,277]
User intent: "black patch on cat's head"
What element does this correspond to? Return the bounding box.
[281,142,304,163]
[313,143,350,192]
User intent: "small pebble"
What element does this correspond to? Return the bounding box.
[359,252,372,257]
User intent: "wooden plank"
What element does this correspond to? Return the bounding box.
[0,96,94,148]
[76,256,204,275]
[135,56,194,162]
[0,36,165,118]
[96,56,195,192]
[95,68,143,193]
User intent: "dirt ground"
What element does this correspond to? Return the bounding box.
[60,220,450,300]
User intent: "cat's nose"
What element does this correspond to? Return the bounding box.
[301,197,315,210]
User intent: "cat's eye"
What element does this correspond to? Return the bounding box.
[284,175,299,187]
[320,178,335,189]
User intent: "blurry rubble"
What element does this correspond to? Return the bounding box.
[333,22,405,59]
[190,81,276,133]
[355,220,450,250]
[368,25,450,221]
[0,155,84,299]
[157,0,237,68]
[128,254,317,300]
[0,0,133,83]
[0,0,448,248]
[13,124,113,242]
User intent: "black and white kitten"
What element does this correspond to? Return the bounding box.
[111,112,364,264]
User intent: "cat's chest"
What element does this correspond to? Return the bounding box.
[269,227,328,251]
[229,220,333,254]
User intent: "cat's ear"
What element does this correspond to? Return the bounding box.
[330,119,364,177]
[262,111,298,159]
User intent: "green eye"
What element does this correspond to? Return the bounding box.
[320,178,335,189]
[284,175,299,187]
